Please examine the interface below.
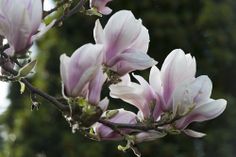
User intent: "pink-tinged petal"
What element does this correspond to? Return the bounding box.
[0,12,9,38]
[27,0,42,31]
[108,50,157,76]
[183,129,206,138]
[119,74,131,86]
[93,109,137,140]
[161,49,196,110]
[176,99,227,129]
[110,80,149,117]
[98,97,109,111]
[103,10,143,61]
[72,66,98,97]
[60,44,103,98]
[0,0,43,55]
[135,131,167,143]
[31,19,56,42]
[88,67,107,105]
[93,19,104,44]
[90,0,112,15]
[133,73,156,106]
[99,7,112,15]
[133,73,157,119]
[68,44,103,95]
[131,26,150,53]
[149,66,162,93]
[173,76,213,117]
[8,3,31,52]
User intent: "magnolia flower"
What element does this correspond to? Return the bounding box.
[172,75,226,137]
[93,109,137,140]
[149,49,196,111]
[0,0,51,55]
[93,10,157,76]
[90,0,112,15]
[60,43,104,100]
[110,74,160,121]
[110,49,226,137]
[148,49,226,137]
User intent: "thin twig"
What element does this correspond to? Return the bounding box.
[1,66,69,112]
[53,0,86,27]
[43,0,70,18]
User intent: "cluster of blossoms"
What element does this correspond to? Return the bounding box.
[0,0,227,152]
[59,10,226,142]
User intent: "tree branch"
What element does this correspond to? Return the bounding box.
[53,0,87,27]
[43,0,70,18]
[1,65,69,112]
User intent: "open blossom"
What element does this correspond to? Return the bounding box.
[171,75,226,137]
[0,0,43,55]
[90,0,112,15]
[110,49,226,137]
[93,10,157,76]
[93,109,137,140]
[149,49,226,137]
[60,43,104,102]
[149,49,196,111]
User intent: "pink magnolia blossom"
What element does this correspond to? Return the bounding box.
[110,49,226,137]
[149,49,196,111]
[172,75,226,136]
[60,43,104,102]
[0,0,52,55]
[149,49,226,137]
[93,109,137,140]
[90,0,112,15]
[93,10,157,76]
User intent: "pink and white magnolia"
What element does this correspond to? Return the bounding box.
[149,49,226,137]
[90,0,112,15]
[171,75,226,137]
[0,0,43,55]
[60,43,105,105]
[93,10,157,76]
[110,49,226,137]
[93,109,137,140]
[149,49,196,111]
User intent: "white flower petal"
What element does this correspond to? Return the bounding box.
[161,49,196,109]
[149,66,162,93]
[60,54,70,95]
[109,50,157,75]
[98,97,109,111]
[110,82,147,114]
[183,129,206,138]
[104,10,142,60]
[176,99,227,129]
[88,67,107,104]
[93,19,104,44]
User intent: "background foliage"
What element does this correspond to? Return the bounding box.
[1,0,236,156]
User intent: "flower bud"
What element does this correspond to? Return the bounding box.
[93,109,137,140]
[0,0,43,55]
[89,0,112,15]
[60,43,103,98]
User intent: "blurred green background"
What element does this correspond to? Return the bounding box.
[1,0,236,156]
